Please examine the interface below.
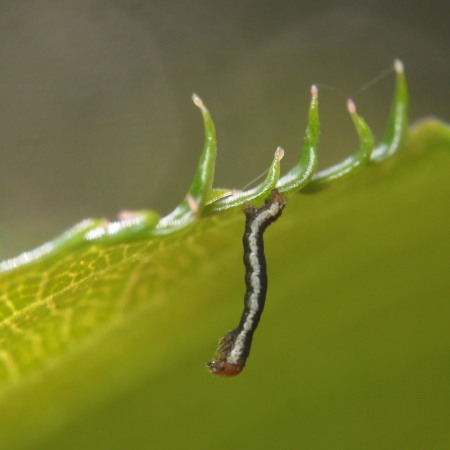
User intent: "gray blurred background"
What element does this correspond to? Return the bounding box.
[0,0,448,259]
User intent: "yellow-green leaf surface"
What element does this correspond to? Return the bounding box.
[0,118,448,450]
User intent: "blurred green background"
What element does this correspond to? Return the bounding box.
[0,0,448,259]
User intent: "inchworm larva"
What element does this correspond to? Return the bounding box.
[208,189,286,376]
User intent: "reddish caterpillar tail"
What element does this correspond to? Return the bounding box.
[207,331,244,377]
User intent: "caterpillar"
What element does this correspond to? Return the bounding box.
[207,189,286,376]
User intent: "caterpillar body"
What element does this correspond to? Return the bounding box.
[208,189,286,376]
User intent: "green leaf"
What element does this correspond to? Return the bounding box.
[0,62,449,449]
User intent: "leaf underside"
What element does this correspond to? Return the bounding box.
[0,120,447,450]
